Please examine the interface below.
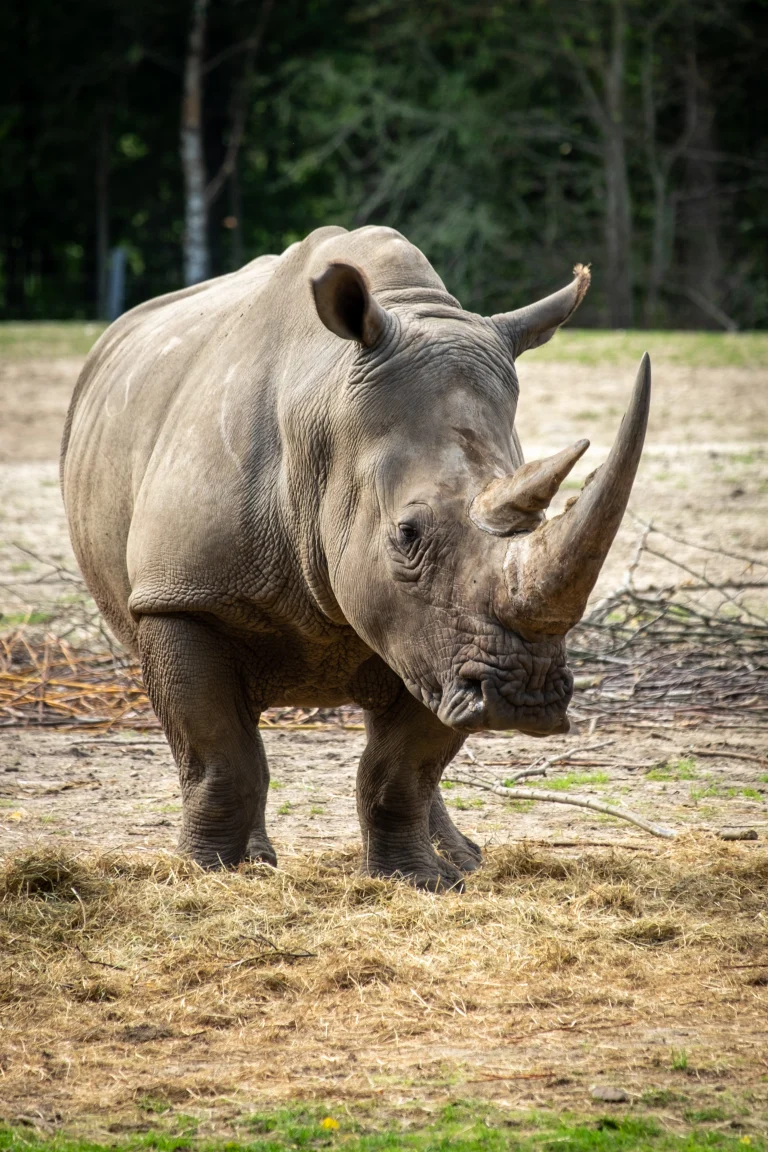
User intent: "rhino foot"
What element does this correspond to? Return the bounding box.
[363,849,465,894]
[178,835,250,870]
[429,789,483,873]
[245,830,278,868]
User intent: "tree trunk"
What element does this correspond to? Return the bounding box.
[640,21,674,329]
[644,168,669,327]
[181,0,209,285]
[96,109,110,320]
[680,49,722,327]
[603,0,633,327]
[229,161,244,271]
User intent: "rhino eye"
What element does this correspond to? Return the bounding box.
[396,521,420,549]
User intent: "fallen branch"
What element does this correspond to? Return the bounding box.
[691,749,768,767]
[443,774,676,840]
[492,740,615,784]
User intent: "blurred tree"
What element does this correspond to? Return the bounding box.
[0,0,765,325]
[180,0,274,284]
[556,0,634,326]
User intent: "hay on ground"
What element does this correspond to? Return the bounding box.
[0,838,766,1123]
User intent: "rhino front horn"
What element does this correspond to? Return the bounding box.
[503,353,652,635]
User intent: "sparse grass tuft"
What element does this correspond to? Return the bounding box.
[540,770,610,791]
[647,758,698,782]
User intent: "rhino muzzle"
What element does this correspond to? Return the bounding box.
[437,649,572,734]
[434,631,572,734]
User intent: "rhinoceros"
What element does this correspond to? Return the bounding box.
[61,225,650,890]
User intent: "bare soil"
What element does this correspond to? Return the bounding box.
[1,335,767,1134]
[2,726,767,859]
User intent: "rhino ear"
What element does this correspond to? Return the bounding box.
[311,261,391,348]
[492,264,591,358]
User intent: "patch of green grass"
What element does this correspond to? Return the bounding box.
[135,1095,172,1115]
[0,609,55,628]
[276,801,292,816]
[690,784,722,802]
[759,774,768,785]
[539,770,610,791]
[533,329,768,368]
[688,781,761,803]
[647,758,698,782]
[269,779,284,790]
[640,1088,688,1108]
[505,798,534,812]
[0,1107,764,1152]
[671,1048,689,1071]
[309,805,325,816]
[0,321,107,359]
[683,1106,728,1123]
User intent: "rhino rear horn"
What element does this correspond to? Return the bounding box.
[311,261,391,348]
[492,264,590,357]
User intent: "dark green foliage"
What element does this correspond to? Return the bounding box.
[1,0,766,324]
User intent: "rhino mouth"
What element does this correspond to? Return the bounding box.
[433,639,573,734]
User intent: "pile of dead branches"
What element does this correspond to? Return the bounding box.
[0,633,365,731]
[568,518,768,729]
[1,521,766,731]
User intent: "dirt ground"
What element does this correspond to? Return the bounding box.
[1,330,767,1135]
[2,726,768,859]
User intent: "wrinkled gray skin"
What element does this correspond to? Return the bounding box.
[62,225,650,891]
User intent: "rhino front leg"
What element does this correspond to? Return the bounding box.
[429,787,483,873]
[137,615,276,869]
[357,686,468,891]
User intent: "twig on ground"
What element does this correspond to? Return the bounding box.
[500,740,615,784]
[73,944,127,971]
[690,749,768,766]
[443,774,676,839]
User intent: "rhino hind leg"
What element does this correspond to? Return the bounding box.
[429,788,483,873]
[357,687,467,892]
[137,615,276,869]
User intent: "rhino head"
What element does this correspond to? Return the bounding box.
[311,259,650,737]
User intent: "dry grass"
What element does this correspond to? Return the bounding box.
[1,838,767,1126]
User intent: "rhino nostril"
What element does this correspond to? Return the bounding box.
[455,676,484,704]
